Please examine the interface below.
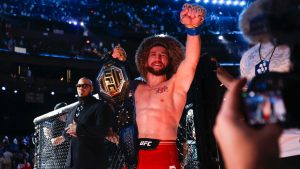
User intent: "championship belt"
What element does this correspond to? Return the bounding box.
[114,81,136,129]
[96,55,134,129]
[115,107,132,128]
[96,57,129,104]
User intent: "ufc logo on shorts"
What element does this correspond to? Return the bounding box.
[139,141,152,146]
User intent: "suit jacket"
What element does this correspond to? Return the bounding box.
[64,95,113,169]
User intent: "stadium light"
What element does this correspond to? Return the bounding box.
[200,0,246,6]
[226,0,232,5]
[218,0,224,4]
[240,1,246,6]
[1,86,6,91]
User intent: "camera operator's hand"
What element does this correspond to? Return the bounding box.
[214,79,282,169]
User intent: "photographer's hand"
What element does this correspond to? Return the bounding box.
[214,79,282,169]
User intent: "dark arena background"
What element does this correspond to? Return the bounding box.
[0,0,254,169]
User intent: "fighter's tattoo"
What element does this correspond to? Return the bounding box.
[154,86,168,94]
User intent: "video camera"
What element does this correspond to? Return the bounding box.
[241,0,300,128]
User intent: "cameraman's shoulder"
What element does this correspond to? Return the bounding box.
[276,44,291,56]
[242,44,259,59]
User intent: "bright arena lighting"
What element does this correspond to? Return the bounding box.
[14,90,18,94]
[226,0,232,5]
[240,0,246,6]
[249,91,255,97]
[1,86,6,91]
[218,35,224,40]
[51,91,55,95]
[233,0,239,5]
[194,0,246,7]
[80,22,84,26]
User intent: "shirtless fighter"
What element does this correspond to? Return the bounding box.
[134,4,206,169]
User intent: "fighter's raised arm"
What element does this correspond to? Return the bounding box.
[174,4,206,94]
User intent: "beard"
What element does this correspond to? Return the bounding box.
[146,66,167,76]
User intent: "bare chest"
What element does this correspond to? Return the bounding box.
[135,85,172,109]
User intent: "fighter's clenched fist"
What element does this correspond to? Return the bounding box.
[180,3,206,28]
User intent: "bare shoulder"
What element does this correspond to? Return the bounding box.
[135,83,147,92]
[135,83,148,98]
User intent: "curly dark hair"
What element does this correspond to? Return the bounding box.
[135,35,185,80]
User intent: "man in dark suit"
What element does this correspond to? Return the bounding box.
[52,77,113,169]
